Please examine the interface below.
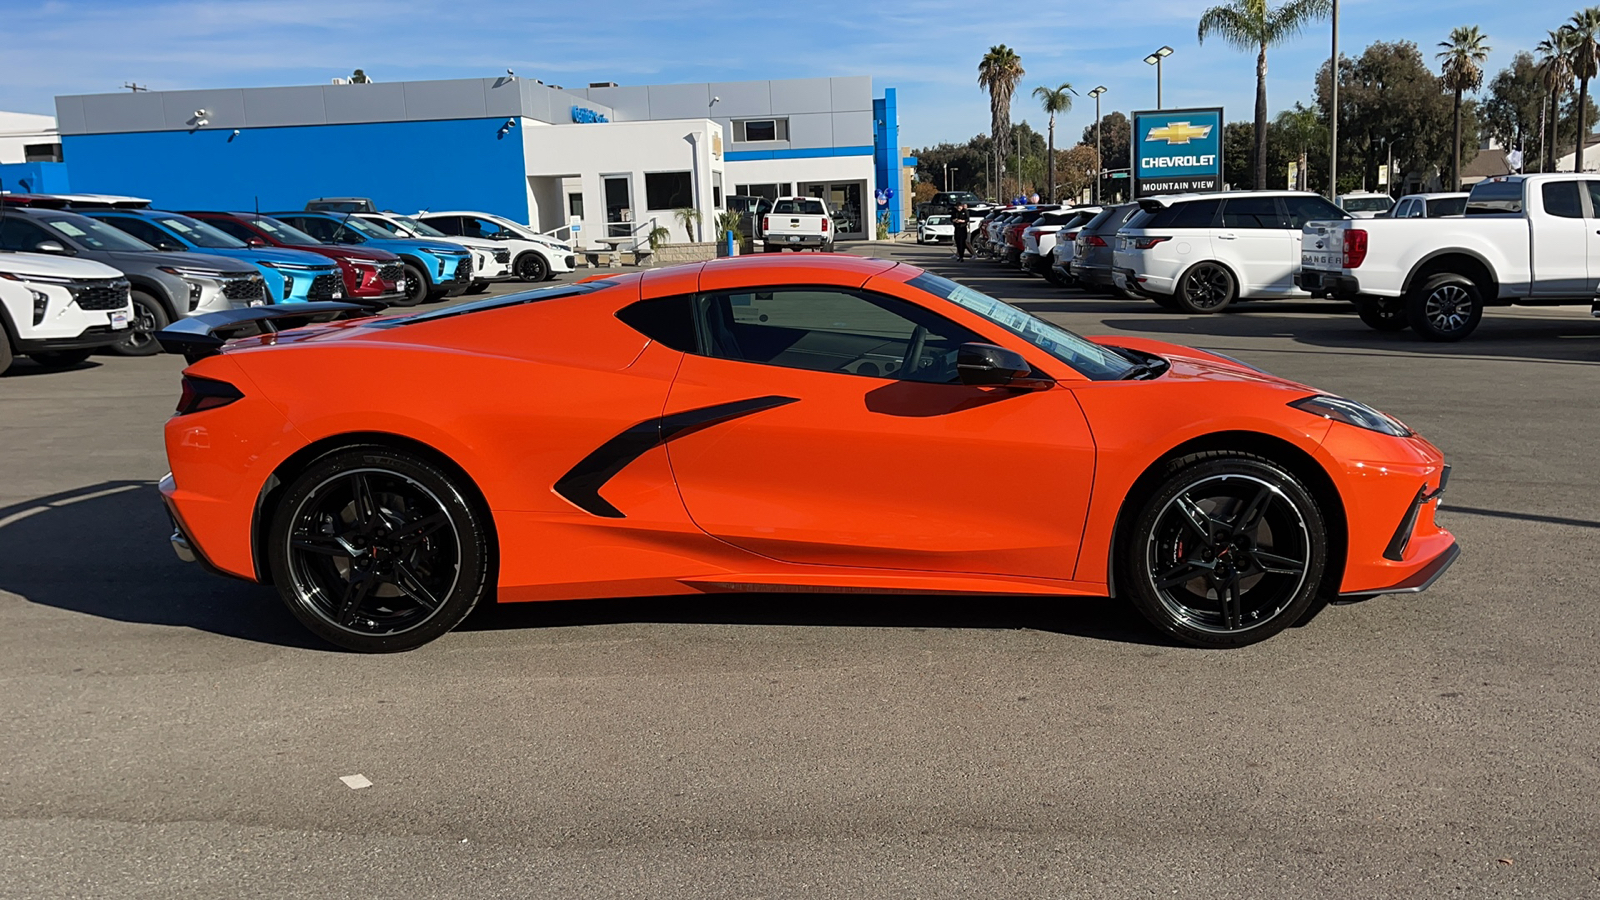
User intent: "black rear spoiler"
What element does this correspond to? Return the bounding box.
[155,301,383,363]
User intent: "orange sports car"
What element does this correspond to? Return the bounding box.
[156,255,1456,652]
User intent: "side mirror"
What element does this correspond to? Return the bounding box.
[956,343,1053,390]
[159,241,185,252]
[246,237,267,247]
[33,240,70,255]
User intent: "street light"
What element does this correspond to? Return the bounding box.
[1144,46,1174,110]
[1329,0,1340,200]
[1088,86,1107,204]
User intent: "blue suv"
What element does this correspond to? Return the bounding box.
[83,210,343,304]
[269,212,474,305]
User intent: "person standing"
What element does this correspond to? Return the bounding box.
[951,203,971,261]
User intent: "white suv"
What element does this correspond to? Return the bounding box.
[1113,191,1350,313]
[0,251,134,374]
[414,211,574,282]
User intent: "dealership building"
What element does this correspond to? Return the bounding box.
[9,75,914,244]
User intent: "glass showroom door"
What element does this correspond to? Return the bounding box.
[603,175,632,238]
[800,182,865,239]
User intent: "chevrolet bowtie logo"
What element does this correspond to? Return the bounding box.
[1146,121,1213,144]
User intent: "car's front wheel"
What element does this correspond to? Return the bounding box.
[1121,453,1327,648]
[396,264,428,307]
[267,446,492,653]
[110,291,169,356]
[1175,262,1237,314]
[514,252,549,282]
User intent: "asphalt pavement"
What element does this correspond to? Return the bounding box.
[2,243,1597,898]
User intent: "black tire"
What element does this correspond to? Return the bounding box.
[1355,296,1409,332]
[1044,266,1070,288]
[111,290,169,357]
[29,349,93,369]
[1405,273,1483,342]
[267,445,492,653]
[464,282,491,295]
[395,264,427,307]
[514,252,549,282]
[0,329,13,376]
[1175,262,1237,314]
[1121,453,1327,648]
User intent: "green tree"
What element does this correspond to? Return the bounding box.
[1055,143,1100,202]
[1031,83,1076,201]
[1275,102,1324,189]
[1539,28,1578,169]
[1568,8,1600,171]
[1317,41,1456,193]
[978,46,1025,198]
[1198,0,1332,189]
[1437,25,1491,190]
[1484,52,1549,168]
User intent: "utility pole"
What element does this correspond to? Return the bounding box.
[1016,129,1022,200]
[1088,86,1107,205]
[1328,0,1339,200]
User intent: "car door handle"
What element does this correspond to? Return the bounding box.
[1217,233,1237,240]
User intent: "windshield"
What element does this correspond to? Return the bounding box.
[908,272,1136,381]
[338,216,395,239]
[156,215,247,249]
[249,216,322,246]
[43,216,155,252]
[392,215,449,237]
[926,216,950,225]
[355,216,406,238]
[1341,196,1393,212]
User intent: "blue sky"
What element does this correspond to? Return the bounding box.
[1,0,1569,150]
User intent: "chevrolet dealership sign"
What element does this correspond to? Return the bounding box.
[1133,107,1223,197]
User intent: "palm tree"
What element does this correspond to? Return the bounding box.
[1032,83,1076,201]
[1274,103,1323,189]
[1437,26,1491,191]
[1198,0,1332,189]
[979,46,1025,198]
[1539,28,1577,170]
[1568,8,1600,172]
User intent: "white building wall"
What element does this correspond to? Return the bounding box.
[522,118,724,247]
[0,110,58,164]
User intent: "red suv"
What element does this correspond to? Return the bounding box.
[184,211,405,304]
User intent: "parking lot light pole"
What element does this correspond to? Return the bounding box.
[1088,86,1107,204]
[1144,46,1174,110]
[1329,0,1339,200]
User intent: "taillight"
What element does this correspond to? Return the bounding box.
[1062,231,1079,242]
[1086,235,1108,247]
[762,216,770,232]
[1343,229,1368,268]
[821,218,829,233]
[1133,236,1171,250]
[176,375,244,415]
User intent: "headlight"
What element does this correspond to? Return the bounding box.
[157,265,225,279]
[1289,395,1412,437]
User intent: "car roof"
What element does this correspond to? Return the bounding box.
[1139,190,1321,209]
[1398,192,1468,200]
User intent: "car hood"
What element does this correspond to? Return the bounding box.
[0,250,123,280]
[103,250,258,275]
[363,238,470,257]
[241,247,341,268]
[300,245,399,263]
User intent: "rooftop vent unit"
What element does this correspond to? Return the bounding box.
[589,82,619,88]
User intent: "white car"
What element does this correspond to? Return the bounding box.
[917,215,954,244]
[1389,193,1469,219]
[1113,190,1351,313]
[0,250,133,374]
[353,212,511,293]
[414,211,575,282]
[1029,207,1100,283]
[1336,192,1395,219]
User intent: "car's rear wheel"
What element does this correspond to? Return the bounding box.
[110,290,169,356]
[1356,296,1409,331]
[1406,273,1482,341]
[1176,262,1236,314]
[514,252,549,282]
[268,446,492,653]
[1122,454,1327,648]
[396,264,427,307]
[0,332,14,376]
[29,349,93,369]
[1044,266,1070,287]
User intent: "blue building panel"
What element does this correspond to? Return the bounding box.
[0,162,71,194]
[58,118,530,221]
[872,89,903,234]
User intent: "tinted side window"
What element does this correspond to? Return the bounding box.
[1543,182,1584,219]
[1283,195,1348,227]
[1168,199,1221,228]
[1429,197,1467,217]
[287,217,338,241]
[469,217,508,239]
[94,216,174,248]
[1466,181,1523,215]
[0,217,57,251]
[616,295,697,352]
[423,216,465,236]
[1221,197,1287,229]
[695,288,982,383]
[207,219,261,243]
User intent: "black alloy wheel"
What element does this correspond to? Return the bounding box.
[110,291,169,357]
[1405,273,1483,342]
[396,263,428,307]
[514,252,549,282]
[1356,296,1409,332]
[28,349,93,369]
[268,446,491,653]
[1123,454,1327,648]
[1176,262,1237,314]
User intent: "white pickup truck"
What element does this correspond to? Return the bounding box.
[762,196,834,252]
[1297,174,1600,341]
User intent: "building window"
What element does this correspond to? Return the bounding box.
[568,192,584,219]
[713,172,723,208]
[23,143,62,163]
[734,119,788,143]
[645,171,693,210]
[734,183,792,202]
